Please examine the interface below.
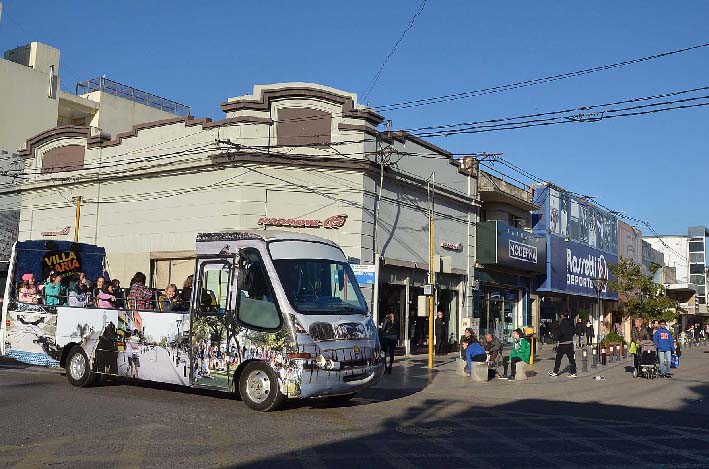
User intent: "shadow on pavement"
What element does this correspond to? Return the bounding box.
[234,381,709,468]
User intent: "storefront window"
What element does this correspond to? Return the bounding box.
[476,286,519,343]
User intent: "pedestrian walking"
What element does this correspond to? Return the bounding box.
[653,320,675,378]
[585,320,595,346]
[435,311,447,356]
[630,317,651,370]
[549,312,577,378]
[575,318,585,347]
[380,312,399,374]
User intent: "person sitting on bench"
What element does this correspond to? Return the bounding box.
[461,328,486,376]
[484,334,503,365]
[500,328,530,380]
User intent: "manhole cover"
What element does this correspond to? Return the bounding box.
[395,426,453,436]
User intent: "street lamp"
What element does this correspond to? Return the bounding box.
[592,277,607,345]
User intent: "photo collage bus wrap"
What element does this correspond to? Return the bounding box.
[0,240,111,367]
[193,231,384,408]
[1,233,383,411]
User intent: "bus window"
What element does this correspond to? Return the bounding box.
[236,249,281,331]
[197,262,230,315]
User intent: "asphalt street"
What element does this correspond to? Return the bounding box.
[1,346,708,469]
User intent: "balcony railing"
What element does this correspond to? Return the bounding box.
[75,77,191,116]
[478,171,535,204]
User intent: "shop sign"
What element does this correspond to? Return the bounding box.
[441,242,463,251]
[543,235,618,299]
[257,214,347,229]
[350,264,376,285]
[41,226,71,237]
[477,221,546,273]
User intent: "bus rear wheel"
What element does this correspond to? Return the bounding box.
[239,362,284,412]
[66,346,94,388]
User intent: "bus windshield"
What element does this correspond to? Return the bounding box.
[272,259,367,315]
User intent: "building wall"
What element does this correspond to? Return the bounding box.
[0,52,59,154]
[617,220,642,265]
[645,236,688,283]
[82,91,183,138]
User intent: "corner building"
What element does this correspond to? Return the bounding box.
[14,83,479,352]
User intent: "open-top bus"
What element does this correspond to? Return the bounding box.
[1,231,383,411]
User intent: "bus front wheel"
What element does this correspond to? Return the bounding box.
[239,362,284,412]
[66,346,94,388]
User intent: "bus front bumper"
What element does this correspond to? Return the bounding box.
[295,361,385,399]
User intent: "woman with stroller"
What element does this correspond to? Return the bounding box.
[631,318,651,371]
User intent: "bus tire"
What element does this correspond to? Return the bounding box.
[239,362,284,412]
[66,346,94,388]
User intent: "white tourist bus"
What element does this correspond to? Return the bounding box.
[0,231,383,411]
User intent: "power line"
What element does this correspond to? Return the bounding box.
[374,41,709,112]
[407,87,709,138]
[361,0,428,104]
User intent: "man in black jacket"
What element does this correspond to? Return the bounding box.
[549,312,577,378]
[575,319,585,347]
[434,311,447,355]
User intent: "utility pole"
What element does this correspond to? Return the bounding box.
[427,172,436,370]
[73,196,82,242]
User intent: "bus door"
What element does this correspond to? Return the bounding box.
[190,257,234,391]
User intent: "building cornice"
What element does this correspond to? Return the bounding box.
[221,86,384,127]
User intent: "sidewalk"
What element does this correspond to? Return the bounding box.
[370,342,698,400]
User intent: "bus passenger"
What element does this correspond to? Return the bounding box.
[92,276,106,306]
[129,272,153,311]
[97,283,117,309]
[43,273,64,306]
[18,274,40,304]
[158,284,180,312]
[67,275,89,307]
[179,275,193,308]
[111,279,125,309]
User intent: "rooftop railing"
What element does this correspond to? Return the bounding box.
[75,77,191,116]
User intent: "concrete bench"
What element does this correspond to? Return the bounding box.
[515,361,528,381]
[455,359,489,382]
[455,358,468,376]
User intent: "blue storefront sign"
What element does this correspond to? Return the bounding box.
[350,264,376,285]
[537,235,618,300]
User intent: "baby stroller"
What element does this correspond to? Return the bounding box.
[632,340,659,379]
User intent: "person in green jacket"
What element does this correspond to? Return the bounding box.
[500,328,530,380]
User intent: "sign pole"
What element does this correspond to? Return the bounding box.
[428,173,435,370]
[74,195,82,242]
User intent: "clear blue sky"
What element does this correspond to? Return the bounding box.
[1,1,707,236]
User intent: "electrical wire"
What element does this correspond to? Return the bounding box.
[361,0,428,104]
[374,41,709,111]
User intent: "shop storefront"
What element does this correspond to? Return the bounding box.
[377,262,465,355]
[476,221,546,343]
[532,184,620,343]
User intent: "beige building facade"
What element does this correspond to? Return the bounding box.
[14,83,480,352]
[0,40,188,289]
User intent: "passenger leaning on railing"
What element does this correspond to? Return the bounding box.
[43,272,64,306]
[112,279,125,309]
[91,276,106,306]
[97,283,118,309]
[129,272,153,311]
[67,274,89,307]
[18,273,41,304]
[158,284,180,312]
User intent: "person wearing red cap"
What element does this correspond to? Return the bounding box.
[18,274,40,304]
